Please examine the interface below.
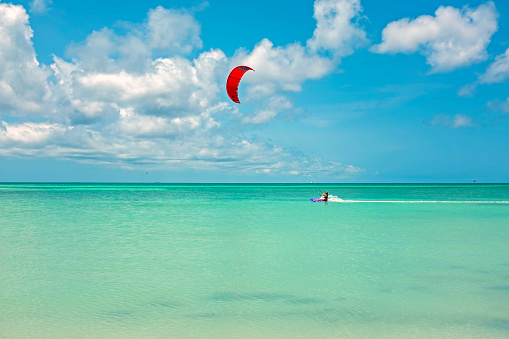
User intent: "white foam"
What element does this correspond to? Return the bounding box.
[327,195,345,203]
[326,195,509,204]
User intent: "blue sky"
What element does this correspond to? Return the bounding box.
[0,0,508,183]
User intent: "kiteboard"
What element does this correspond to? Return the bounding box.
[310,198,326,202]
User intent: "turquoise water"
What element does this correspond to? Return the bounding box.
[1,183,508,338]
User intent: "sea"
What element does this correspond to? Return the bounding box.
[1,183,508,338]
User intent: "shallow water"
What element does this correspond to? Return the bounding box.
[1,183,508,338]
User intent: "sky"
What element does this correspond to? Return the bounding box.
[0,0,508,183]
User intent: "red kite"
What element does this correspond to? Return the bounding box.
[226,66,254,104]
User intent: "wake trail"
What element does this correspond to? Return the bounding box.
[326,195,509,204]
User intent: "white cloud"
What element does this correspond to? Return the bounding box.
[29,0,51,14]
[459,47,509,98]
[307,0,368,56]
[457,83,477,97]
[0,3,51,115]
[114,105,219,137]
[478,47,509,84]
[0,121,359,177]
[66,6,203,73]
[50,48,228,124]
[146,6,202,54]
[242,95,293,125]
[229,0,367,99]
[499,99,509,113]
[233,38,336,96]
[0,0,365,179]
[487,98,509,114]
[428,114,477,128]
[371,2,498,73]
[0,121,68,145]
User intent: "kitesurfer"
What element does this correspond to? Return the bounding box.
[317,192,328,202]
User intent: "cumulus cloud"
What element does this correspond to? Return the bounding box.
[0,3,51,116]
[371,2,498,73]
[146,6,202,54]
[307,0,368,56]
[427,113,477,128]
[0,121,68,146]
[233,38,336,96]
[66,6,203,72]
[49,48,228,126]
[0,0,365,179]
[230,0,367,97]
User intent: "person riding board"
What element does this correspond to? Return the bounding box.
[317,191,328,202]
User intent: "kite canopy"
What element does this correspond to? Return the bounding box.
[226,66,254,104]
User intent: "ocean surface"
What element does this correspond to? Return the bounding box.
[1,183,508,338]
